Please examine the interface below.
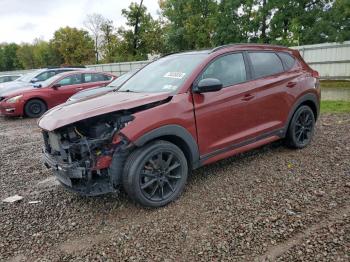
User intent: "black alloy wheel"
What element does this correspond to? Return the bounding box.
[123,140,188,207]
[140,151,182,201]
[286,105,315,148]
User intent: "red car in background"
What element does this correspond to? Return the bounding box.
[0,71,116,117]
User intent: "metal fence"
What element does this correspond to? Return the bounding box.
[292,41,350,80]
[87,60,149,76]
[1,41,349,79]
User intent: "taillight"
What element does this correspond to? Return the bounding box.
[311,70,320,89]
[311,70,319,78]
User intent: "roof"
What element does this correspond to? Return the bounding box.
[162,43,292,58]
[0,74,22,77]
[211,43,289,53]
[53,70,115,76]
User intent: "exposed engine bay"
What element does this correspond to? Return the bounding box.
[42,112,134,195]
[41,97,173,195]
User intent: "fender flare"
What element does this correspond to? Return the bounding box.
[133,125,200,168]
[284,92,319,136]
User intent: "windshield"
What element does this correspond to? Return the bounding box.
[18,70,44,83]
[38,74,64,87]
[108,70,137,88]
[118,53,208,93]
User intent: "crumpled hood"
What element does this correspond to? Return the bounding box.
[68,86,111,102]
[0,82,34,96]
[38,91,172,131]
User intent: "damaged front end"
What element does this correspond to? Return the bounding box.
[42,112,134,196]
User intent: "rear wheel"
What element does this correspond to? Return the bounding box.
[286,105,315,148]
[24,99,47,118]
[123,140,188,208]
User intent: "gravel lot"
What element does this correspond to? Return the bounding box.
[0,114,349,261]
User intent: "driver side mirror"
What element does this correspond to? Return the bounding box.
[52,83,61,89]
[30,78,39,83]
[193,78,223,93]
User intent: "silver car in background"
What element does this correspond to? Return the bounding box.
[0,74,22,83]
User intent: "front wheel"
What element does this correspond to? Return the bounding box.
[286,105,315,148]
[122,140,188,208]
[24,99,47,118]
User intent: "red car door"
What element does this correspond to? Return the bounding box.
[244,51,300,137]
[49,74,84,106]
[192,52,257,156]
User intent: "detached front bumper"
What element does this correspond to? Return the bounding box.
[43,150,115,196]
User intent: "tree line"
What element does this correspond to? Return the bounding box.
[0,0,348,71]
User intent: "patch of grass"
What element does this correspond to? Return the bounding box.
[321,100,350,113]
[320,80,350,89]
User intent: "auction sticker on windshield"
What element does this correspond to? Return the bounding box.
[163,72,186,79]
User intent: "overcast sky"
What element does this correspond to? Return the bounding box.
[0,0,160,44]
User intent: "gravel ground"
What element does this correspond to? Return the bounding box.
[0,113,349,261]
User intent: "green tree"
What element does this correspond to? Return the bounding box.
[100,19,120,63]
[268,0,347,46]
[0,46,5,71]
[117,1,166,60]
[0,43,22,70]
[51,27,95,65]
[160,0,218,51]
[213,0,243,45]
[32,39,63,67]
[301,0,350,44]
[17,43,36,69]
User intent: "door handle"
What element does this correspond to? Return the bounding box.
[242,93,255,101]
[287,82,297,88]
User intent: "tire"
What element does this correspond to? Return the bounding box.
[123,140,188,208]
[286,105,315,149]
[24,99,47,118]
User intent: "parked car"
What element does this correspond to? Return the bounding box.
[0,71,115,117]
[67,69,139,102]
[0,74,22,83]
[0,67,88,95]
[39,44,320,207]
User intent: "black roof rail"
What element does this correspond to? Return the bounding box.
[161,52,180,58]
[211,43,288,53]
[64,65,86,68]
[211,44,239,53]
[46,65,86,69]
[161,47,212,58]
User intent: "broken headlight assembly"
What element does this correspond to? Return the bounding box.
[42,112,134,195]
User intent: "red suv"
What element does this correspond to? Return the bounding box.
[39,44,320,207]
[0,71,115,117]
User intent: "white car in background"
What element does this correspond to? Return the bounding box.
[0,74,22,83]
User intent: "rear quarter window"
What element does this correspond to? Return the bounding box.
[249,52,284,79]
[103,74,113,81]
[278,52,296,71]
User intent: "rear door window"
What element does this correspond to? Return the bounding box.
[0,76,7,83]
[249,52,284,78]
[200,53,247,87]
[278,52,296,71]
[84,73,110,83]
[102,74,113,81]
[11,76,19,81]
[58,74,82,86]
